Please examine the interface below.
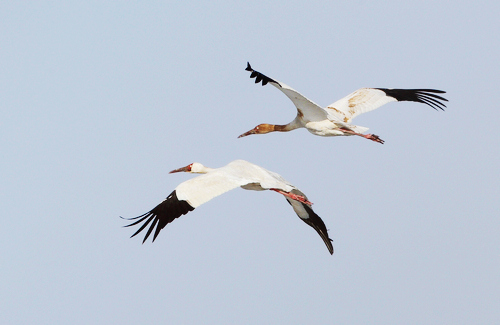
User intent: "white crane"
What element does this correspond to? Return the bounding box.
[122,160,334,255]
[239,62,447,144]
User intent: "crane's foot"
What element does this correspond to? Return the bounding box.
[365,134,385,144]
[271,189,313,205]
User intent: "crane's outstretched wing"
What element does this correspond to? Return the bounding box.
[122,169,251,243]
[285,189,334,255]
[326,88,447,123]
[246,62,328,121]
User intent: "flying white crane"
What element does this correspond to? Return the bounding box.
[122,160,334,255]
[239,62,448,144]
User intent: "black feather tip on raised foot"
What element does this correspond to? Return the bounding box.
[245,62,281,87]
[376,88,448,111]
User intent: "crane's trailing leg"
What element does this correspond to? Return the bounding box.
[364,133,384,144]
[271,188,313,206]
[340,128,385,144]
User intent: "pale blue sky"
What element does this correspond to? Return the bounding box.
[1,1,499,324]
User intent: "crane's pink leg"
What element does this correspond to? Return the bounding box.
[340,128,385,144]
[271,189,313,205]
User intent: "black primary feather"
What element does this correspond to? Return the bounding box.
[376,88,448,111]
[246,62,281,87]
[285,199,334,255]
[122,190,194,243]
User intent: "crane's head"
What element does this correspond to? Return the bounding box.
[237,123,275,138]
[169,162,210,174]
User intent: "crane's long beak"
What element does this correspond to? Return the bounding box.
[169,166,190,174]
[237,128,256,138]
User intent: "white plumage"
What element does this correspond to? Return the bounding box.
[122,160,334,255]
[239,62,447,143]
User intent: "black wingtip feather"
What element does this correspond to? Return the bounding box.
[285,199,334,255]
[376,88,448,111]
[121,213,150,228]
[122,190,194,243]
[302,204,334,255]
[143,217,159,243]
[245,62,282,87]
[128,214,155,239]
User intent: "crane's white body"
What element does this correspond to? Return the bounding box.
[285,84,397,131]
[274,84,397,136]
[123,160,334,255]
[175,160,296,208]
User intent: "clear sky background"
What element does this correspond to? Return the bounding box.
[2,1,499,324]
